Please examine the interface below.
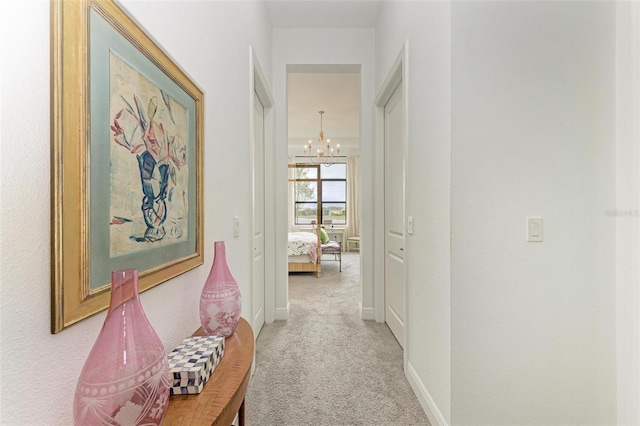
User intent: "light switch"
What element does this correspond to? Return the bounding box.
[407,216,414,235]
[527,217,543,242]
[234,216,240,238]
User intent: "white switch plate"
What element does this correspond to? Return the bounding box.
[234,216,240,238]
[407,216,414,235]
[527,217,543,242]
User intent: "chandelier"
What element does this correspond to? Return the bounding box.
[302,110,340,166]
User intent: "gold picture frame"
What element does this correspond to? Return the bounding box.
[51,0,204,333]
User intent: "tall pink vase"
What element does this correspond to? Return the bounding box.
[73,269,171,425]
[199,241,242,337]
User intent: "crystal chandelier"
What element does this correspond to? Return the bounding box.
[302,110,340,166]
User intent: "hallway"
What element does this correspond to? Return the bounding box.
[1,1,636,424]
[246,253,429,425]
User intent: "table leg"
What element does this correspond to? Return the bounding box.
[238,399,245,426]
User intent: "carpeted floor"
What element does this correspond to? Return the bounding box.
[245,252,431,426]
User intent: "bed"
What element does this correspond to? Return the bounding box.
[287,230,342,278]
[288,230,322,277]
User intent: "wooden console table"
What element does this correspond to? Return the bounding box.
[164,318,254,425]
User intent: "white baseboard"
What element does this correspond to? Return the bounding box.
[274,303,289,320]
[360,303,375,320]
[406,361,448,426]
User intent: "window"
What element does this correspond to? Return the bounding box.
[294,164,347,225]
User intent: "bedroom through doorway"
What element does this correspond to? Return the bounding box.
[285,64,361,308]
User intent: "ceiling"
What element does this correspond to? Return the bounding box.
[266,1,383,150]
[287,68,361,149]
[266,1,383,29]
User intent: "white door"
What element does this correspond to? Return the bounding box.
[252,91,265,336]
[384,81,405,348]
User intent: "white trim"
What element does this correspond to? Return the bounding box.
[274,304,290,321]
[401,42,409,367]
[406,361,448,426]
[359,303,375,320]
[374,42,410,365]
[374,54,404,106]
[373,46,405,322]
[250,47,275,331]
[373,104,385,323]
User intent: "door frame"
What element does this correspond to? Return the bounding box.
[374,42,409,363]
[250,47,275,331]
[383,79,405,348]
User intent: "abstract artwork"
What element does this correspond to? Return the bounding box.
[110,53,189,255]
[51,0,203,333]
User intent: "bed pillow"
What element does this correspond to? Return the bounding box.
[320,227,330,244]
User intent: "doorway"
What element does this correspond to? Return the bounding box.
[383,80,405,348]
[286,65,362,307]
[251,48,274,338]
[252,90,265,336]
[373,45,408,356]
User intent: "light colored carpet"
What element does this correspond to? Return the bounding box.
[245,252,431,426]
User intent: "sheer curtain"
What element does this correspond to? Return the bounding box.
[346,155,359,240]
[287,156,295,232]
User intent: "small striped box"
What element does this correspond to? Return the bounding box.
[168,335,225,395]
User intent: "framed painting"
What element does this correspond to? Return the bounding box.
[51,0,204,333]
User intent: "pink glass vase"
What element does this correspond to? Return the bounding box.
[73,269,171,426]
[199,241,242,337]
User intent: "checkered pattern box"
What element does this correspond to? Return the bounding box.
[168,335,225,395]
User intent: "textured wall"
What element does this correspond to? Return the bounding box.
[0,0,272,423]
[451,2,617,424]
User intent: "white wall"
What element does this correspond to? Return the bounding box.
[616,1,640,424]
[0,1,628,424]
[374,1,452,423]
[272,29,375,319]
[0,0,271,423]
[451,2,617,424]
